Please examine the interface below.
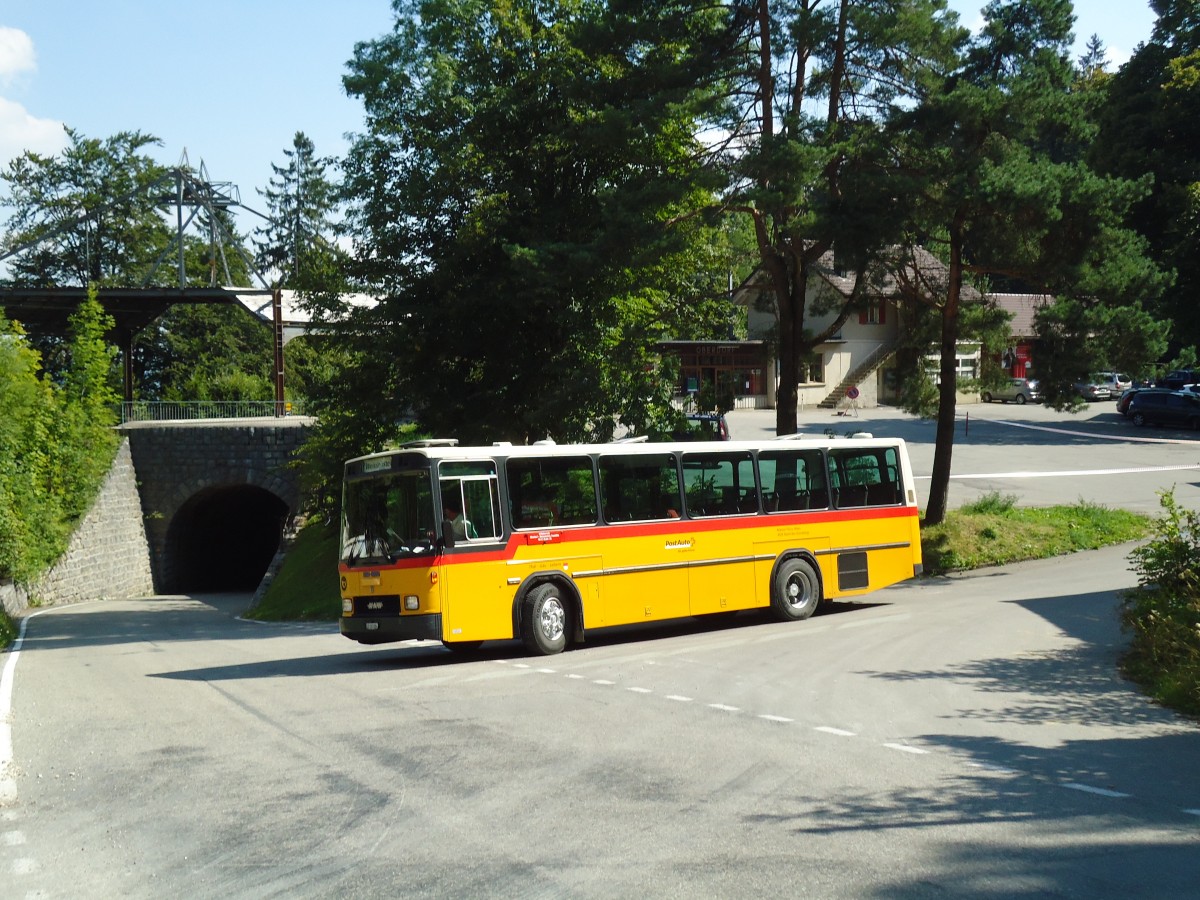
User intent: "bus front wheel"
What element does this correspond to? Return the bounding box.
[521,583,569,655]
[771,558,821,621]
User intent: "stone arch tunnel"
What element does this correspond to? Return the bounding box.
[122,419,310,594]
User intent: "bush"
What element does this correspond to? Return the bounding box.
[0,292,118,583]
[1123,490,1200,717]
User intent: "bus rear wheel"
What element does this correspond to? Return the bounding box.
[521,583,569,655]
[771,558,821,621]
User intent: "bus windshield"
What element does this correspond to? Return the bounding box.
[341,468,438,565]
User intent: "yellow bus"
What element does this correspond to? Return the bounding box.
[339,435,922,655]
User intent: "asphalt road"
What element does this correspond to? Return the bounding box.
[3,399,1199,897]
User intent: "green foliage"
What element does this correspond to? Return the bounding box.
[0,302,118,582]
[0,607,15,649]
[720,0,967,433]
[920,495,1148,575]
[1093,12,1200,352]
[134,304,274,401]
[1123,489,1200,716]
[1034,297,1170,408]
[0,129,171,287]
[337,0,733,446]
[253,131,352,328]
[246,519,341,621]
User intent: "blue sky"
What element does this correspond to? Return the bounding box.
[0,1,1160,238]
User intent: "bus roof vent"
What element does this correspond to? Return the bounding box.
[848,432,874,439]
[493,441,513,447]
[400,438,459,448]
[533,438,557,446]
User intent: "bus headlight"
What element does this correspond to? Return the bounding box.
[342,597,353,614]
[404,595,420,611]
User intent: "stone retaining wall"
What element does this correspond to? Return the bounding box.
[1,438,154,619]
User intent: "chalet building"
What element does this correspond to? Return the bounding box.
[661,248,986,411]
[988,292,1052,379]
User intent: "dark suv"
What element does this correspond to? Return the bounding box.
[1127,390,1200,429]
[675,412,730,441]
[1158,369,1200,390]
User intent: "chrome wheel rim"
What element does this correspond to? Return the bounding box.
[539,597,565,641]
[785,573,810,610]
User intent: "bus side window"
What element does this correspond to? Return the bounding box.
[506,456,598,529]
[827,448,903,507]
[599,454,680,522]
[682,451,754,517]
[759,448,827,512]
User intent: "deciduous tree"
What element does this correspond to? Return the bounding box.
[335,0,733,445]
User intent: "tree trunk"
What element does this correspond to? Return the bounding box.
[772,254,806,436]
[924,216,965,526]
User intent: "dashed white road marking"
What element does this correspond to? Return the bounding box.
[12,857,39,875]
[491,658,1197,813]
[1062,783,1130,799]
[883,742,929,755]
[967,762,1019,775]
[3,829,26,845]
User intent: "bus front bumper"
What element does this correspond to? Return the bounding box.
[340,613,443,644]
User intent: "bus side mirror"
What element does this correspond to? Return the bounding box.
[441,519,456,549]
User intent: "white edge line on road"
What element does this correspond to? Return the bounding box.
[2,610,55,804]
[961,416,1200,446]
[759,714,793,723]
[814,726,856,736]
[914,463,1200,481]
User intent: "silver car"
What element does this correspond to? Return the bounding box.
[982,377,1041,404]
[1075,380,1112,401]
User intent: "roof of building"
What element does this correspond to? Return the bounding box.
[732,246,983,306]
[988,292,1052,338]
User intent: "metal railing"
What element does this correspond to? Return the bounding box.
[118,400,307,423]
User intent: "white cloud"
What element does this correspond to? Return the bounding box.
[0,26,36,87]
[0,28,65,169]
[0,96,66,166]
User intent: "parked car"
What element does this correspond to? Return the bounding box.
[1117,386,1172,415]
[1093,371,1132,395]
[675,412,730,441]
[981,377,1041,404]
[1074,379,1112,401]
[1127,390,1200,429]
[1158,369,1200,390]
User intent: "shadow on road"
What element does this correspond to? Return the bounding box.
[146,599,886,683]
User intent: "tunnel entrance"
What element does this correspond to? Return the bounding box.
[163,484,289,593]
